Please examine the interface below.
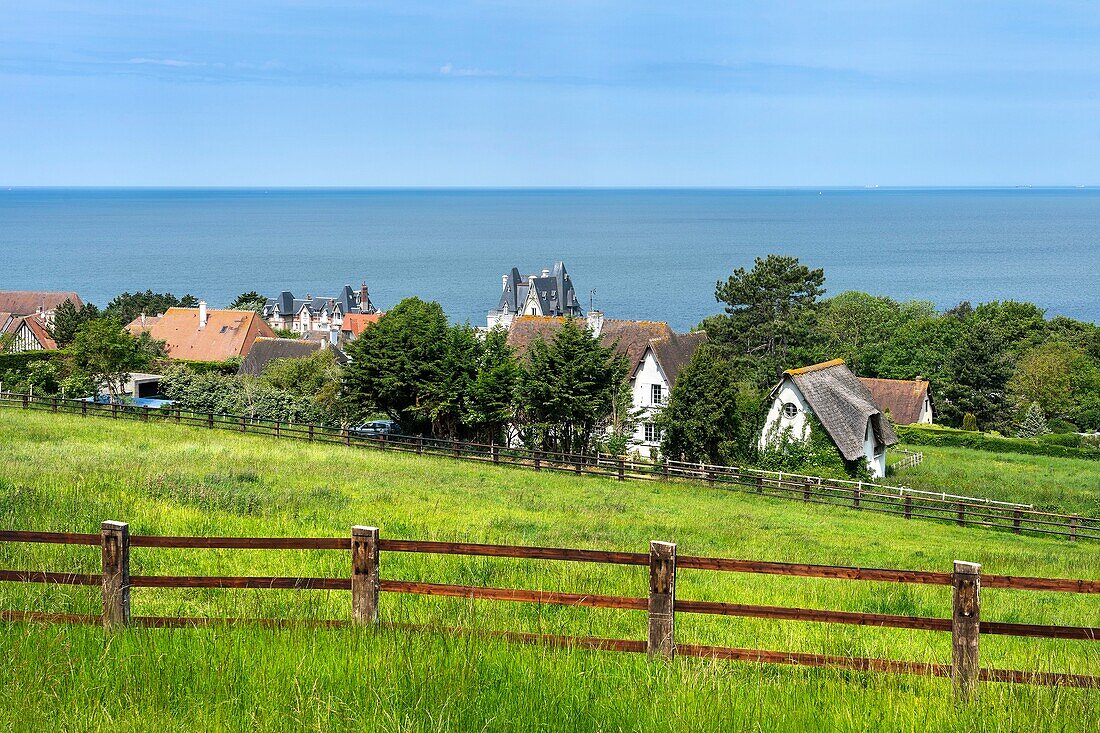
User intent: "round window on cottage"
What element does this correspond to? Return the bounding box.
[782,402,799,419]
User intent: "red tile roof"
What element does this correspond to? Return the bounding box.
[341,312,383,338]
[126,307,275,362]
[0,291,82,316]
[859,377,931,425]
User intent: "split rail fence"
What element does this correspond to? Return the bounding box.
[0,523,1097,700]
[2,392,1097,543]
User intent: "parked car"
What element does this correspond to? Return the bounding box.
[350,419,401,437]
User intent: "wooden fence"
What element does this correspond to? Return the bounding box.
[3,392,1098,543]
[1,524,1097,700]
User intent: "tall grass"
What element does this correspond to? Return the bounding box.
[1,409,1097,731]
[896,444,1100,516]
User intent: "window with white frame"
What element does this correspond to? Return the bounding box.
[644,423,661,443]
[651,384,664,405]
[782,402,799,419]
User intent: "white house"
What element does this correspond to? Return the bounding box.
[760,359,898,478]
[504,313,707,457]
[630,331,709,457]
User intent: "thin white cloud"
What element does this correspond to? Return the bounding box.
[126,58,206,68]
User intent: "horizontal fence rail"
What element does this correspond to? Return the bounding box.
[2,391,1097,543]
[1,524,1097,699]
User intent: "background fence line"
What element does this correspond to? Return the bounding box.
[0,524,1097,698]
[2,392,1096,543]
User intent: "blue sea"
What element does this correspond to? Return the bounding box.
[1,188,1097,331]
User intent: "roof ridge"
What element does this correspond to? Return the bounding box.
[785,358,845,376]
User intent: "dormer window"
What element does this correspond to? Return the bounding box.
[782,402,799,419]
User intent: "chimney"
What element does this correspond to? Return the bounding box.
[541,268,550,278]
[586,310,604,337]
[139,312,146,327]
[502,274,509,291]
[359,282,369,309]
[198,300,208,329]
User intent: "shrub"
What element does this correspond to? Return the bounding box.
[961,413,978,432]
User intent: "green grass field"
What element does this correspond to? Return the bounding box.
[1,408,1098,732]
[894,444,1100,517]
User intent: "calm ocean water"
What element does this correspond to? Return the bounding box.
[1,188,1097,331]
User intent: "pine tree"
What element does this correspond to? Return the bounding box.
[515,318,628,455]
[961,412,979,432]
[1016,401,1050,438]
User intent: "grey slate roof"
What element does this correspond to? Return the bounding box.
[238,337,323,376]
[778,359,899,461]
[646,331,708,389]
[493,262,582,318]
[263,284,377,320]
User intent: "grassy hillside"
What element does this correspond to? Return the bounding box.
[894,444,1100,517]
[1,408,1098,732]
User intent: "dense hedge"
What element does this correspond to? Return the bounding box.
[897,425,1100,461]
[0,351,57,372]
[151,358,241,375]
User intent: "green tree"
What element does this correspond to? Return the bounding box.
[229,291,268,313]
[961,412,979,432]
[261,348,347,424]
[342,297,451,435]
[972,301,1047,354]
[68,318,152,401]
[516,318,628,455]
[704,255,825,385]
[104,290,198,325]
[272,328,299,339]
[1016,401,1050,438]
[657,345,744,464]
[464,327,520,444]
[420,324,481,439]
[941,320,1013,430]
[812,292,903,375]
[48,299,100,347]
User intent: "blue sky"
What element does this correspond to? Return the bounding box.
[2,1,1099,186]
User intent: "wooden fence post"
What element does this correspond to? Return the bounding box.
[52,396,58,413]
[308,424,315,442]
[453,438,460,459]
[417,436,424,455]
[351,526,380,624]
[112,402,118,419]
[956,503,965,526]
[175,406,181,424]
[22,394,28,408]
[142,406,149,423]
[951,560,981,702]
[1070,515,1078,542]
[275,420,281,438]
[904,495,912,520]
[207,412,214,429]
[1012,510,1022,534]
[647,541,676,659]
[239,415,246,432]
[803,478,812,502]
[852,485,861,509]
[81,400,87,417]
[534,451,541,471]
[101,521,130,629]
[617,458,625,481]
[755,476,764,494]
[345,428,351,447]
